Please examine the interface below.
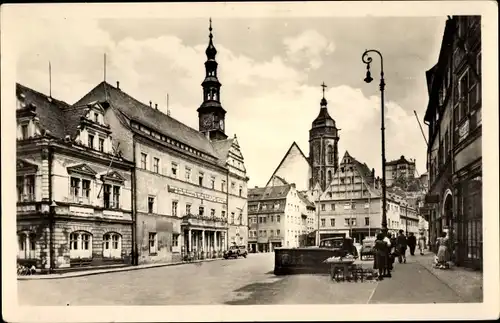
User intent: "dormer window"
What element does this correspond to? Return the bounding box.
[94,112,99,123]
[99,138,104,152]
[21,124,29,139]
[88,134,94,149]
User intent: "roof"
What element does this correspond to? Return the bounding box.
[386,155,415,166]
[297,190,315,208]
[73,81,219,158]
[16,83,70,139]
[211,138,234,162]
[248,185,291,201]
[336,151,381,197]
[266,141,310,187]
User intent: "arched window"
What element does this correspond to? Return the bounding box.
[328,170,332,183]
[327,145,333,164]
[17,232,36,259]
[69,231,92,259]
[103,232,122,259]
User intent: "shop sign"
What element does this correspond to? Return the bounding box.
[168,185,225,204]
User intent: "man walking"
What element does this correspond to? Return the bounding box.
[396,230,407,263]
[407,232,417,256]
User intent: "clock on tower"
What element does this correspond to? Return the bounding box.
[197,18,228,141]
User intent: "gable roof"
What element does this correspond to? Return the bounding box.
[73,81,219,158]
[248,185,291,201]
[297,190,315,208]
[16,83,70,139]
[212,138,234,162]
[266,141,310,187]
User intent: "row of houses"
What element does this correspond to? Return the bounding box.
[16,22,249,271]
[247,87,426,245]
[423,15,482,270]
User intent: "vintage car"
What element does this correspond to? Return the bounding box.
[223,245,248,259]
[360,237,376,260]
[274,237,358,275]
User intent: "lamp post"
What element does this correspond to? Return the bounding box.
[362,49,387,234]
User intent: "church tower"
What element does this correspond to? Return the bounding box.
[198,18,228,141]
[309,82,340,191]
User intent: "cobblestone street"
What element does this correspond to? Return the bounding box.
[18,253,481,305]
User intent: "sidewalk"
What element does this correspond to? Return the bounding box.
[368,253,483,303]
[412,253,483,302]
[17,257,222,281]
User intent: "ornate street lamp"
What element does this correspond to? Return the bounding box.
[362,49,387,234]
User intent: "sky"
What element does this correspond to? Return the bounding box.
[14,13,446,188]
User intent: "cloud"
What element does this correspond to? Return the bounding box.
[283,29,336,70]
[15,18,427,188]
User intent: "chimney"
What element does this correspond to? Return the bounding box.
[149,101,152,107]
[116,81,120,89]
[155,103,158,110]
[371,168,375,179]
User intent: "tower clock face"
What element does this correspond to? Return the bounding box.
[202,114,213,128]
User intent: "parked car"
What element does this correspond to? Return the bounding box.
[223,245,248,259]
[360,237,376,260]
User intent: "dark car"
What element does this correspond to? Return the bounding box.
[360,237,376,260]
[274,237,358,275]
[223,245,247,259]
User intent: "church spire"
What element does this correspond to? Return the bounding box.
[205,17,217,60]
[320,81,328,107]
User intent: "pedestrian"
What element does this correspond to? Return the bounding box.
[396,230,408,263]
[373,233,388,281]
[418,233,426,255]
[407,232,416,256]
[436,231,450,269]
[383,233,393,277]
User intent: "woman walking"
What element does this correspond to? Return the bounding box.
[373,233,388,280]
[436,231,450,269]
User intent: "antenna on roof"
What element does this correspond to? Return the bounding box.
[48,61,52,98]
[166,93,171,116]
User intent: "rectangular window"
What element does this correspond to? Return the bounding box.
[98,138,105,152]
[199,206,204,216]
[321,219,326,227]
[186,204,191,215]
[198,173,204,186]
[112,186,120,208]
[171,163,177,178]
[321,204,325,211]
[70,177,80,199]
[172,234,179,247]
[81,233,90,250]
[185,167,191,181]
[16,176,23,201]
[94,112,99,123]
[330,203,335,210]
[365,217,370,226]
[88,134,94,149]
[153,157,160,173]
[103,184,111,208]
[21,124,29,139]
[149,233,157,254]
[277,215,281,223]
[172,201,178,217]
[239,186,243,197]
[25,175,35,201]
[277,229,281,236]
[210,208,215,217]
[82,179,91,200]
[231,212,235,224]
[330,218,335,227]
[148,196,155,213]
[140,153,147,169]
[459,70,469,121]
[239,212,243,225]
[352,202,356,210]
[221,210,226,218]
[210,177,215,189]
[221,180,226,192]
